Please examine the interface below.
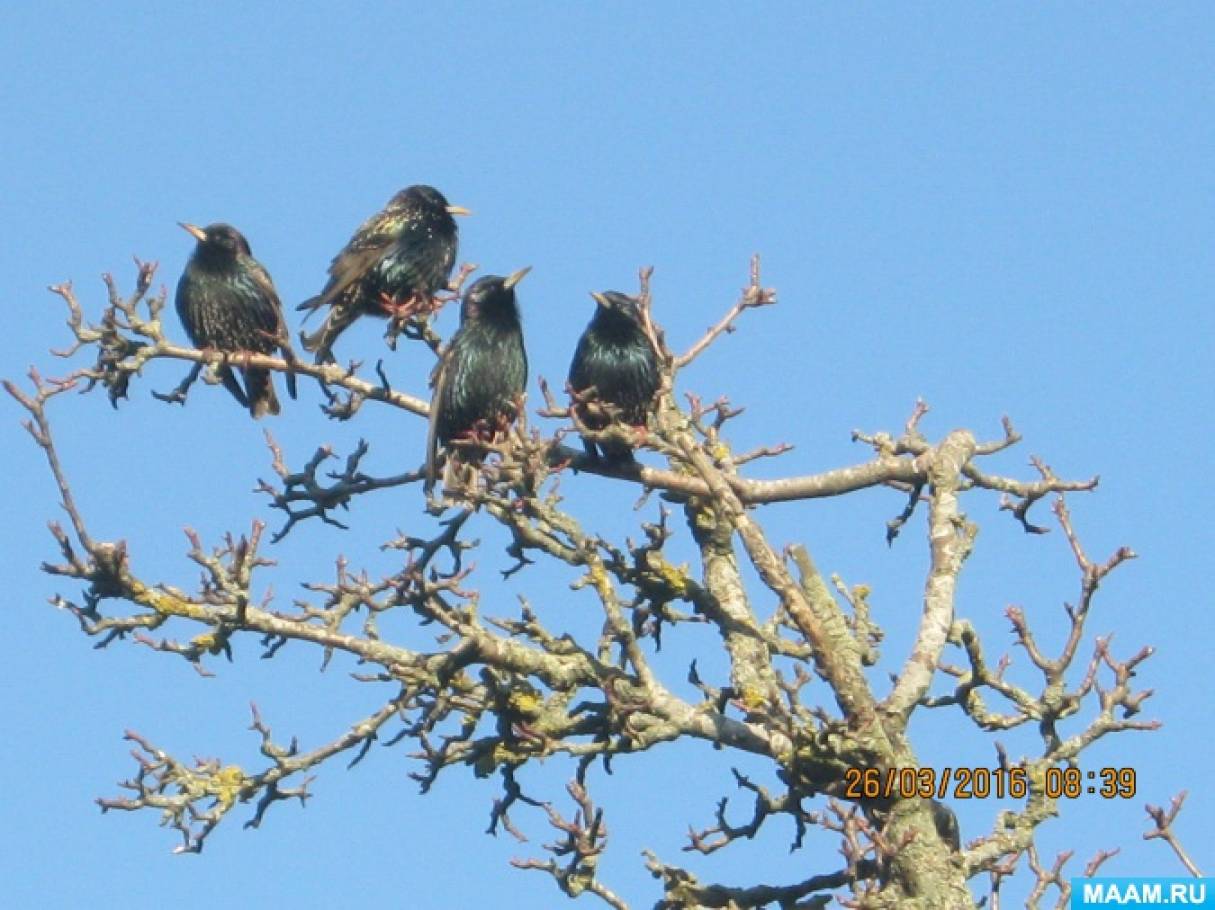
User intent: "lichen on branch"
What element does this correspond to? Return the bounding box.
[6,257,1186,909]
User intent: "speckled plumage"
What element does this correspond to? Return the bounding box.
[568,291,659,460]
[298,184,467,363]
[175,222,297,418]
[425,270,530,492]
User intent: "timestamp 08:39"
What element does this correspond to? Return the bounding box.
[842,766,1137,801]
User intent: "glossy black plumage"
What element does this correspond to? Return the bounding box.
[298,185,468,364]
[175,222,297,418]
[425,269,530,492]
[567,291,660,460]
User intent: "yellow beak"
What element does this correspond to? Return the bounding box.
[591,291,610,308]
[177,222,207,243]
[503,266,532,290]
[445,205,472,217]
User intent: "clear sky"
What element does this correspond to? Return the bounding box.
[2,4,1211,908]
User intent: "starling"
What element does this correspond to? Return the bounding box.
[298,184,470,363]
[567,291,660,460]
[425,268,531,493]
[175,222,298,418]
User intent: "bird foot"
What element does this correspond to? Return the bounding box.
[462,421,499,445]
[382,293,440,349]
[377,291,431,319]
[152,362,204,406]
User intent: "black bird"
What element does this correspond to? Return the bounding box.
[176,222,297,418]
[298,185,470,363]
[425,269,531,493]
[567,291,660,460]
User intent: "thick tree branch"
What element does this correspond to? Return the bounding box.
[8,256,1169,909]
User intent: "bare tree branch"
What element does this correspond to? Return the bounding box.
[7,256,1178,909]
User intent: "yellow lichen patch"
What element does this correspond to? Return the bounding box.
[740,686,768,710]
[586,563,611,593]
[643,553,690,597]
[794,745,818,764]
[209,765,247,809]
[493,743,521,764]
[129,580,211,621]
[507,686,543,718]
[659,560,690,595]
[564,871,591,896]
[474,743,523,778]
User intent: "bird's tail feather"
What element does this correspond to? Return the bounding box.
[244,368,280,419]
[217,365,250,409]
[296,294,323,321]
[300,306,356,365]
[424,437,439,494]
[279,338,300,400]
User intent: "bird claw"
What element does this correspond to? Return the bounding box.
[377,291,430,319]
[382,292,441,350]
[465,420,498,445]
[152,362,204,406]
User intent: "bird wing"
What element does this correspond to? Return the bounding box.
[174,269,201,348]
[245,258,288,337]
[568,330,595,391]
[298,209,401,313]
[424,345,454,492]
[244,256,299,400]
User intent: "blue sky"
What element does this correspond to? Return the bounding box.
[2,4,1212,907]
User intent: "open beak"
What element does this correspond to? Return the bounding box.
[591,291,611,309]
[503,266,532,290]
[177,222,207,243]
[445,205,472,217]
